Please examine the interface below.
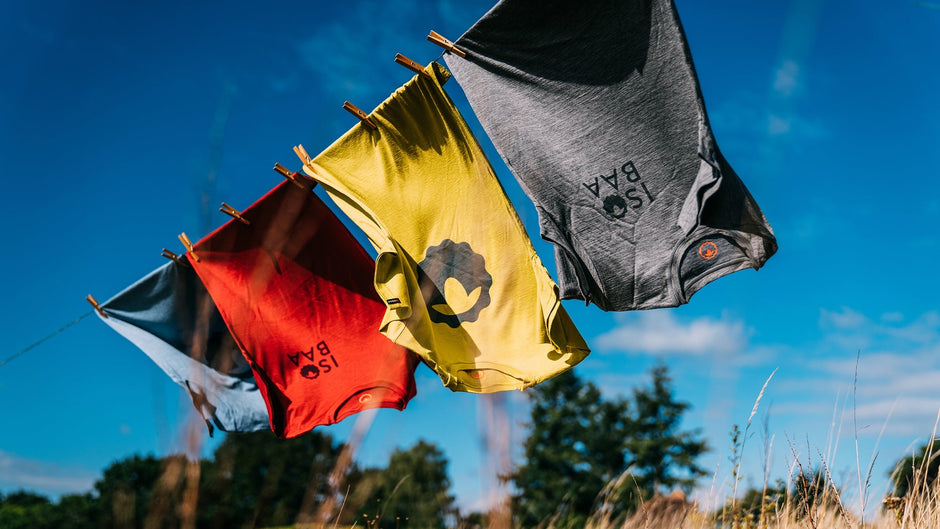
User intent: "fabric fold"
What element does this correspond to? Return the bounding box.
[445,0,777,310]
[301,62,589,393]
[187,181,419,438]
[96,261,269,435]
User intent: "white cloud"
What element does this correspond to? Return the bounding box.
[820,307,869,330]
[853,397,940,434]
[888,311,940,343]
[767,114,791,136]
[881,312,905,323]
[785,309,940,438]
[293,0,482,106]
[773,59,800,97]
[0,451,97,496]
[817,311,940,358]
[594,311,748,356]
[295,0,420,102]
[593,371,652,399]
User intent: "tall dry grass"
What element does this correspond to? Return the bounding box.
[542,366,940,529]
[556,460,940,529]
[134,368,940,529]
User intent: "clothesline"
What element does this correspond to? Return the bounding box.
[0,311,92,368]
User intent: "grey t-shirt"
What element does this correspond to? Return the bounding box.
[445,0,777,310]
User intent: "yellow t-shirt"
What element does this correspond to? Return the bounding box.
[300,62,589,393]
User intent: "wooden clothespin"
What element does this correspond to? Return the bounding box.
[219,202,250,225]
[293,145,312,166]
[394,53,433,79]
[85,294,107,318]
[342,101,378,129]
[161,248,189,266]
[427,30,466,58]
[178,232,199,262]
[273,162,308,190]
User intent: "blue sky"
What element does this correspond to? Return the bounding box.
[1,0,939,516]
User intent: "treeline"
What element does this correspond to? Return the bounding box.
[2,364,706,528]
[0,431,456,529]
[17,363,912,528]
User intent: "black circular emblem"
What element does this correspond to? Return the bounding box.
[417,240,492,328]
[603,195,628,219]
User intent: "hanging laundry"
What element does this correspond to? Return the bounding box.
[297,62,589,394]
[443,0,777,310]
[187,181,418,438]
[95,261,269,435]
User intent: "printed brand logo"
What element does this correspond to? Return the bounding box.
[386,298,401,305]
[581,160,654,221]
[358,393,373,404]
[417,240,492,328]
[286,340,339,380]
[698,241,718,260]
[468,370,484,380]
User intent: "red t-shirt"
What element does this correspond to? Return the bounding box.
[188,181,418,438]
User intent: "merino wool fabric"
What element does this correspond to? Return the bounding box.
[445,0,777,310]
[188,181,418,438]
[300,62,589,393]
[97,261,269,435]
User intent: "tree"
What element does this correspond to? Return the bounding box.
[624,363,708,495]
[0,491,56,529]
[93,454,170,529]
[356,440,456,529]
[890,438,940,499]
[511,369,632,528]
[53,493,97,529]
[511,363,707,528]
[0,490,95,529]
[198,429,351,529]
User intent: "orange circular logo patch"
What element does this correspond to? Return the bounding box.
[698,241,718,260]
[468,370,484,380]
[358,393,373,404]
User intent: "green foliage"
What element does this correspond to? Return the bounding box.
[720,469,842,528]
[0,430,458,529]
[510,369,629,528]
[1,490,52,508]
[790,467,840,520]
[55,493,98,529]
[0,491,55,529]
[356,440,455,529]
[719,480,787,528]
[198,430,350,528]
[625,364,708,494]
[510,363,707,528]
[890,438,940,499]
[0,490,95,529]
[93,453,171,528]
